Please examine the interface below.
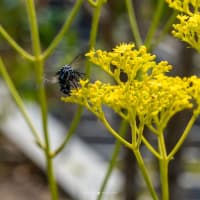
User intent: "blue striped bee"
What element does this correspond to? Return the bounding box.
[44,49,86,95]
[56,65,84,95]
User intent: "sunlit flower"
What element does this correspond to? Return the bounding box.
[62,43,196,130]
[166,0,200,16]
[187,75,200,114]
[172,14,200,52]
[166,0,200,52]
[86,44,171,84]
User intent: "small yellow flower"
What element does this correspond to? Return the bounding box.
[63,43,196,128]
[172,14,200,52]
[86,44,170,84]
[112,43,135,53]
[166,0,200,52]
[187,75,200,113]
[166,0,200,15]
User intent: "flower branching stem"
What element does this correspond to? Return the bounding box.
[152,11,178,49]
[51,106,83,157]
[134,149,159,200]
[168,113,198,159]
[53,0,106,157]
[63,42,200,200]
[41,0,84,60]
[97,120,128,200]
[158,132,169,200]
[101,115,132,149]
[0,25,35,61]
[0,58,44,148]
[142,136,161,159]
[26,1,58,199]
[2,1,200,200]
[145,0,165,49]
[125,0,143,47]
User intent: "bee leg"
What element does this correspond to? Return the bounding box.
[75,71,85,78]
[59,83,70,95]
[70,80,78,89]
[61,87,70,95]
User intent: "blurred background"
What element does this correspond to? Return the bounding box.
[1,0,200,200]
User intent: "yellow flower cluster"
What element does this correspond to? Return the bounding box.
[86,43,171,84]
[166,0,200,52]
[173,14,200,52]
[187,75,200,114]
[61,43,198,129]
[166,0,200,15]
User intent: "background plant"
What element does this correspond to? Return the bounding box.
[62,43,200,200]
[0,0,200,200]
[0,0,104,199]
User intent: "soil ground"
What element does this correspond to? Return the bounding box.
[0,134,70,200]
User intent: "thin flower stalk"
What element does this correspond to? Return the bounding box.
[26,0,58,199]
[62,43,200,199]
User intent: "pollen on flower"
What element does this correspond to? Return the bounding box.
[85,43,172,84]
[62,43,198,128]
[172,14,200,52]
[166,0,200,52]
[187,76,200,112]
[113,43,135,54]
[166,0,200,15]
[79,79,89,87]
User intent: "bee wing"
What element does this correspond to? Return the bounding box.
[69,46,89,66]
[43,75,58,84]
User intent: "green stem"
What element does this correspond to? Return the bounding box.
[89,1,102,47]
[152,11,178,49]
[136,120,144,148]
[159,159,169,200]
[129,109,137,147]
[158,133,169,200]
[144,0,165,49]
[101,115,132,149]
[147,124,159,135]
[87,0,97,7]
[27,0,41,57]
[52,0,105,157]
[168,113,197,159]
[0,25,35,61]
[51,106,83,157]
[142,136,161,159]
[89,0,106,48]
[26,1,58,199]
[0,58,44,148]
[134,150,158,200]
[86,0,106,76]
[97,120,128,200]
[41,0,83,60]
[125,0,143,47]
